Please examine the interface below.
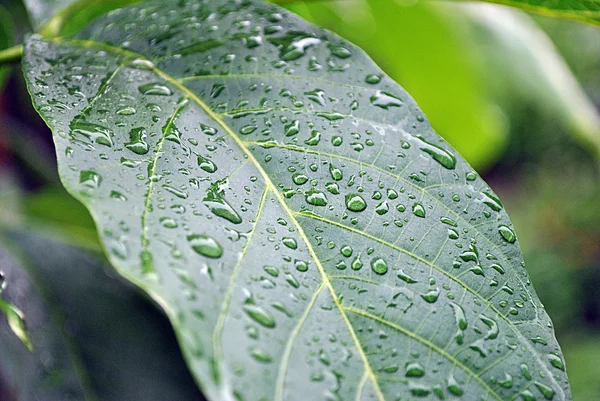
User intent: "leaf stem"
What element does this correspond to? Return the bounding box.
[0,45,23,65]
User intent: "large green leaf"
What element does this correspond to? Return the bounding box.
[23,0,572,399]
[0,231,205,400]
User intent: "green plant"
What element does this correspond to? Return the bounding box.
[1,0,598,399]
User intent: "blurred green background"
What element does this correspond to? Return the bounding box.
[0,0,599,399]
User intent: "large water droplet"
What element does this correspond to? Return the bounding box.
[203,180,242,224]
[498,225,516,243]
[187,234,223,258]
[243,302,276,328]
[405,362,425,377]
[345,194,367,212]
[370,90,403,109]
[125,127,149,155]
[412,202,426,218]
[79,170,102,188]
[305,189,328,206]
[414,136,456,169]
[420,288,440,303]
[481,191,503,211]
[371,258,388,275]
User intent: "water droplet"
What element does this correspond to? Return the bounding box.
[243,302,276,328]
[405,362,425,377]
[447,375,464,396]
[187,234,223,258]
[125,127,149,155]
[292,173,309,185]
[375,201,389,215]
[275,35,321,61]
[450,302,467,344]
[295,260,308,272]
[328,43,351,58]
[304,130,321,146]
[370,90,403,109]
[160,217,178,228]
[329,163,343,181]
[250,347,272,363]
[346,194,367,212]
[412,202,426,218]
[70,121,113,148]
[415,136,456,170]
[203,180,242,224]
[481,191,503,211]
[420,288,440,303]
[548,353,564,371]
[201,124,217,136]
[305,189,328,206]
[282,237,298,250]
[534,382,555,399]
[117,106,136,115]
[397,270,418,284]
[139,82,172,96]
[316,111,345,121]
[498,225,516,243]
[198,155,218,173]
[466,171,477,181]
[351,255,363,270]
[240,125,258,135]
[365,74,382,84]
[371,258,388,275]
[340,245,353,257]
[79,170,102,188]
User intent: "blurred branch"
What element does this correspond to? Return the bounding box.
[0,45,23,66]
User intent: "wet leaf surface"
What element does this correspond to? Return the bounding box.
[23,0,572,399]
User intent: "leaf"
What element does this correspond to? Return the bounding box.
[0,5,14,87]
[0,231,205,400]
[460,3,600,160]
[0,288,33,352]
[22,0,142,34]
[23,0,572,399]
[284,0,508,170]
[444,0,600,25]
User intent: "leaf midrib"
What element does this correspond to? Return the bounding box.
[43,35,561,400]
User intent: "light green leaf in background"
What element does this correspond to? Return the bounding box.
[23,0,572,400]
[0,283,32,352]
[285,0,508,171]
[444,0,600,25]
[461,3,600,160]
[0,231,205,401]
[22,0,142,35]
[0,6,15,87]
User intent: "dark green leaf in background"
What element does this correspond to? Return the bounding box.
[23,0,572,400]
[0,232,205,401]
[0,6,15,88]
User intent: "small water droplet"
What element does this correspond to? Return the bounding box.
[139,82,172,96]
